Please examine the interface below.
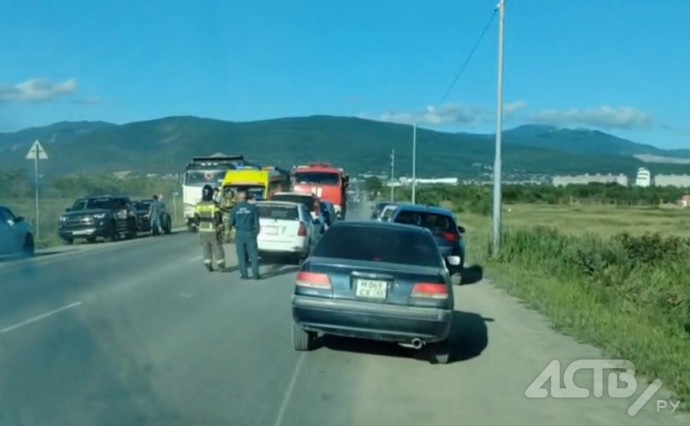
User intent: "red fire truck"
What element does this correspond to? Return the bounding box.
[291,163,350,219]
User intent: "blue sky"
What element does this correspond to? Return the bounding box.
[0,0,688,149]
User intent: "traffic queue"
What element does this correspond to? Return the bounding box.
[187,158,351,277]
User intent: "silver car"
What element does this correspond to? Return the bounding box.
[0,206,35,257]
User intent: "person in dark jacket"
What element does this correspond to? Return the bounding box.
[230,190,260,280]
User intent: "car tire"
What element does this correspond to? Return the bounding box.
[292,322,315,351]
[107,220,118,242]
[125,218,137,239]
[22,234,35,257]
[430,339,451,365]
[187,223,197,233]
[63,237,73,245]
[86,236,96,244]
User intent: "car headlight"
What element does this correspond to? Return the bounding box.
[93,213,107,219]
[59,216,67,222]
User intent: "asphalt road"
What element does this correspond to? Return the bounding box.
[0,202,687,426]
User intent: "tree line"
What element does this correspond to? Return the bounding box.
[362,177,690,216]
[0,168,179,200]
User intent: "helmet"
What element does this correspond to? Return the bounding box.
[202,184,214,201]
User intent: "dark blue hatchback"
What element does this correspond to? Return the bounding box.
[291,221,454,364]
[389,204,466,275]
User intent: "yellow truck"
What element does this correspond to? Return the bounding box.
[218,167,291,242]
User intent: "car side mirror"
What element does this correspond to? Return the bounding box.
[457,225,466,234]
[15,216,24,223]
[447,255,461,266]
[65,207,72,212]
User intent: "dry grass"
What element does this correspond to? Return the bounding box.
[460,203,690,238]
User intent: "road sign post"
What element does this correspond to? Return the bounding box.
[26,140,48,240]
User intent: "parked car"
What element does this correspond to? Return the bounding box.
[371,201,397,220]
[291,220,456,364]
[0,206,34,257]
[389,204,466,275]
[377,204,399,222]
[271,192,326,236]
[132,199,172,235]
[58,195,138,244]
[320,201,338,228]
[256,201,316,264]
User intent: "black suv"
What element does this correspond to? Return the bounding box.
[58,195,138,244]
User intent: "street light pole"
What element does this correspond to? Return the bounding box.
[491,0,506,258]
[412,123,417,204]
[390,149,395,202]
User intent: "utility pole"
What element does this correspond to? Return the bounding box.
[390,149,395,202]
[412,123,417,204]
[491,0,506,258]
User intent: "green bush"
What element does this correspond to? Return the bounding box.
[489,227,690,406]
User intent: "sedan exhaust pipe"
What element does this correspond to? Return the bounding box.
[399,338,424,349]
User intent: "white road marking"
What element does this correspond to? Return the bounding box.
[0,301,83,334]
[274,352,306,426]
[189,255,203,262]
[179,292,192,298]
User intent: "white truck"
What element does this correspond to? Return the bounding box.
[181,155,261,232]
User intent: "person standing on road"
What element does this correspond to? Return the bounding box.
[149,195,163,236]
[230,190,260,280]
[195,184,226,272]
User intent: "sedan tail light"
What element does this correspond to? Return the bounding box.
[443,232,459,243]
[296,272,332,289]
[411,283,448,299]
[297,222,307,236]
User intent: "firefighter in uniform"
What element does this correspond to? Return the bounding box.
[194,184,226,272]
[230,190,260,280]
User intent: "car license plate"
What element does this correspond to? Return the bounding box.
[72,229,92,235]
[355,279,387,299]
[264,226,278,235]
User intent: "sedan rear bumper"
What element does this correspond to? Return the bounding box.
[292,296,453,344]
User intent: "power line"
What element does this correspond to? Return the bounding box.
[435,7,498,108]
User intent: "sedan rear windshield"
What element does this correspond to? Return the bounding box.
[312,226,442,268]
[393,210,456,233]
[257,204,299,221]
[271,195,314,211]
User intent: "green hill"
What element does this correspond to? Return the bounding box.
[0,115,688,178]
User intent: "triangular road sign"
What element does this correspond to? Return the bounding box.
[26,140,48,160]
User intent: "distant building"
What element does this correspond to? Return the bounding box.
[398,177,459,186]
[653,174,690,188]
[552,173,628,187]
[635,167,652,187]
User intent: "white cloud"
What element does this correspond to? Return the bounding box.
[377,100,527,126]
[0,78,79,103]
[528,106,653,130]
[504,100,528,115]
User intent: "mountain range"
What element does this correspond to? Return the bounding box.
[1,115,688,178]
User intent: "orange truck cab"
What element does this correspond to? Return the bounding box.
[291,163,349,220]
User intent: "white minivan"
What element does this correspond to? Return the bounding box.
[255,201,317,263]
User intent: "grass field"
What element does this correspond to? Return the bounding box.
[4,196,186,249]
[460,202,690,238]
[460,203,690,410]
